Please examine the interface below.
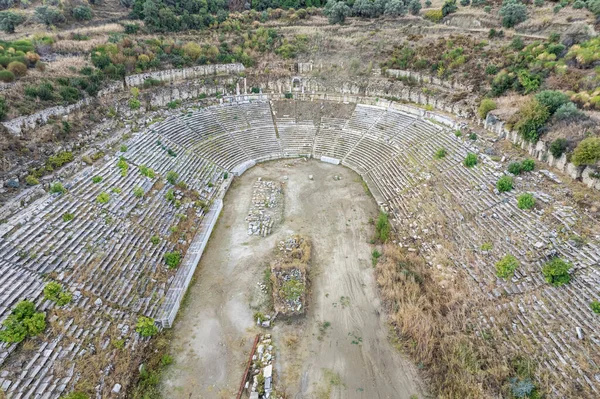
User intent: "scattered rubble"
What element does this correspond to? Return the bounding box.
[246,178,283,237]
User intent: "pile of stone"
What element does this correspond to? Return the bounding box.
[246,178,282,237]
[271,235,310,316]
[248,334,276,399]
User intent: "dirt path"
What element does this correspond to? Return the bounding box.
[161,159,426,399]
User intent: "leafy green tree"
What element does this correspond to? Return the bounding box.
[384,0,406,16]
[0,11,26,33]
[499,0,527,28]
[324,0,351,24]
[442,0,457,16]
[571,137,600,166]
[71,5,92,21]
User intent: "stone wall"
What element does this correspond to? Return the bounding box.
[125,63,245,87]
[484,113,600,191]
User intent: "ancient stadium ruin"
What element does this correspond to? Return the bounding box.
[1,93,599,398]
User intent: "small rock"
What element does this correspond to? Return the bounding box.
[308,175,313,180]
[112,383,122,394]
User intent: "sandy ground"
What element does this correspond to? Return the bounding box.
[160,159,426,399]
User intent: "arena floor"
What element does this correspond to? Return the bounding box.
[160,158,425,398]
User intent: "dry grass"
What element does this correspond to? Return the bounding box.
[53,37,109,54]
[376,245,513,398]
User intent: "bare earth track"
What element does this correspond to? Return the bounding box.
[160,159,425,399]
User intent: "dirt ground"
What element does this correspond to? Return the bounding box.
[160,158,426,399]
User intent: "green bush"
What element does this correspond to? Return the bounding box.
[62,212,74,222]
[92,176,102,183]
[0,300,46,343]
[514,99,550,142]
[166,171,178,185]
[120,145,128,152]
[554,102,584,121]
[508,162,522,175]
[324,0,351,24]
[375,211,391,242]
[164,251,181,268]
[35,6,65,26]
[150,235,160,245]
[25,175,40,185]
[535,90,570,115]
[408,0,422,15]
[496,175,514,192]
[139,165,155,178]
[50,182,66,194]
[464,153,478,167]
[499,0,527,28]
[71,5,92,21]
[549,138,568,158]
[424,9,443,22]
[47,151,74,169]
[136,316,158,337]
[573,0,585,7]
[0,96,7,120]
[129,98,141,110]
[7,61,27,77]
[496,254,519,279]
[571,137,600,166]
[517,193,535,210]
[59,86,80,104]
[542,258,571,286]
[434,148,447,159]
[60,392,89,399]
[587,0,600,14]
[0,69,15,82]
[0,11,26,34]
[97,192,110,204]
[43,282,72,306]
[521,159,535,172]
[591,301,600,314]
[478,98,497,119]
[133,186,144,198]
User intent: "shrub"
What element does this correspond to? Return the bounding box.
[571,137,600,166]
[384,0,407,15]
[554,102,584,122]
[92,176,102,183]
[35,6,65,26]
[591,301,600,314]
[7,61,26,77]
[50,182,66,194]
[71,5,92,21]
[542,257,571,286]
[375,211,391,242]
[150,235,160,245]
[434,148,447,159]
[120,145,128,152]
[0,97,6,120]
[43,282,72,306]
[514,99,550,142]
[133,186,144,198]
[460,0,470,5]
[0,11,26,34]
[517,193,535,210]
[25,175,39,185]
[478,98,497,119]
[553,4,562,13]
[139,165,155,178]
[61,392,90,399]
[484,5,491,12]
[464,153,478,167]
[535,90,570,115]
[408,0,422,15]
[521,159,535,172]
[549,138,568,158]
[485,65,498,75]
[496,254,519,279]
[424,9,443,22]
[508,162,522,175]
[166,171,178,185]
[136,316,158,337]
[499,0,527,28]
[129,98,141,110]
[0,300,46,344]
[497,175,514,192]
[62,212,74,222]
[442,0,457,16]
[97,192,110,204]
[587,0,600,14]
[59,86,80,104]
[534,0,543,5]
[573,0,585,8]
[0,69,17,82]
[164,251,181,268]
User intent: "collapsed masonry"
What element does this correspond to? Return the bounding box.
[270,235,311,317]
[246,178,283,237]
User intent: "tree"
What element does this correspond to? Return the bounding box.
[324,0,350,24]
[514,99,549,142]
[535,90,570,115]
[0,11,26,33]
[499,0,527,28]
[408,0,421,14]
[353,0,380,17]
[384,0,406,16]
[71,5,93,21]
[34,6,65,27]
[142,0,160,30]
